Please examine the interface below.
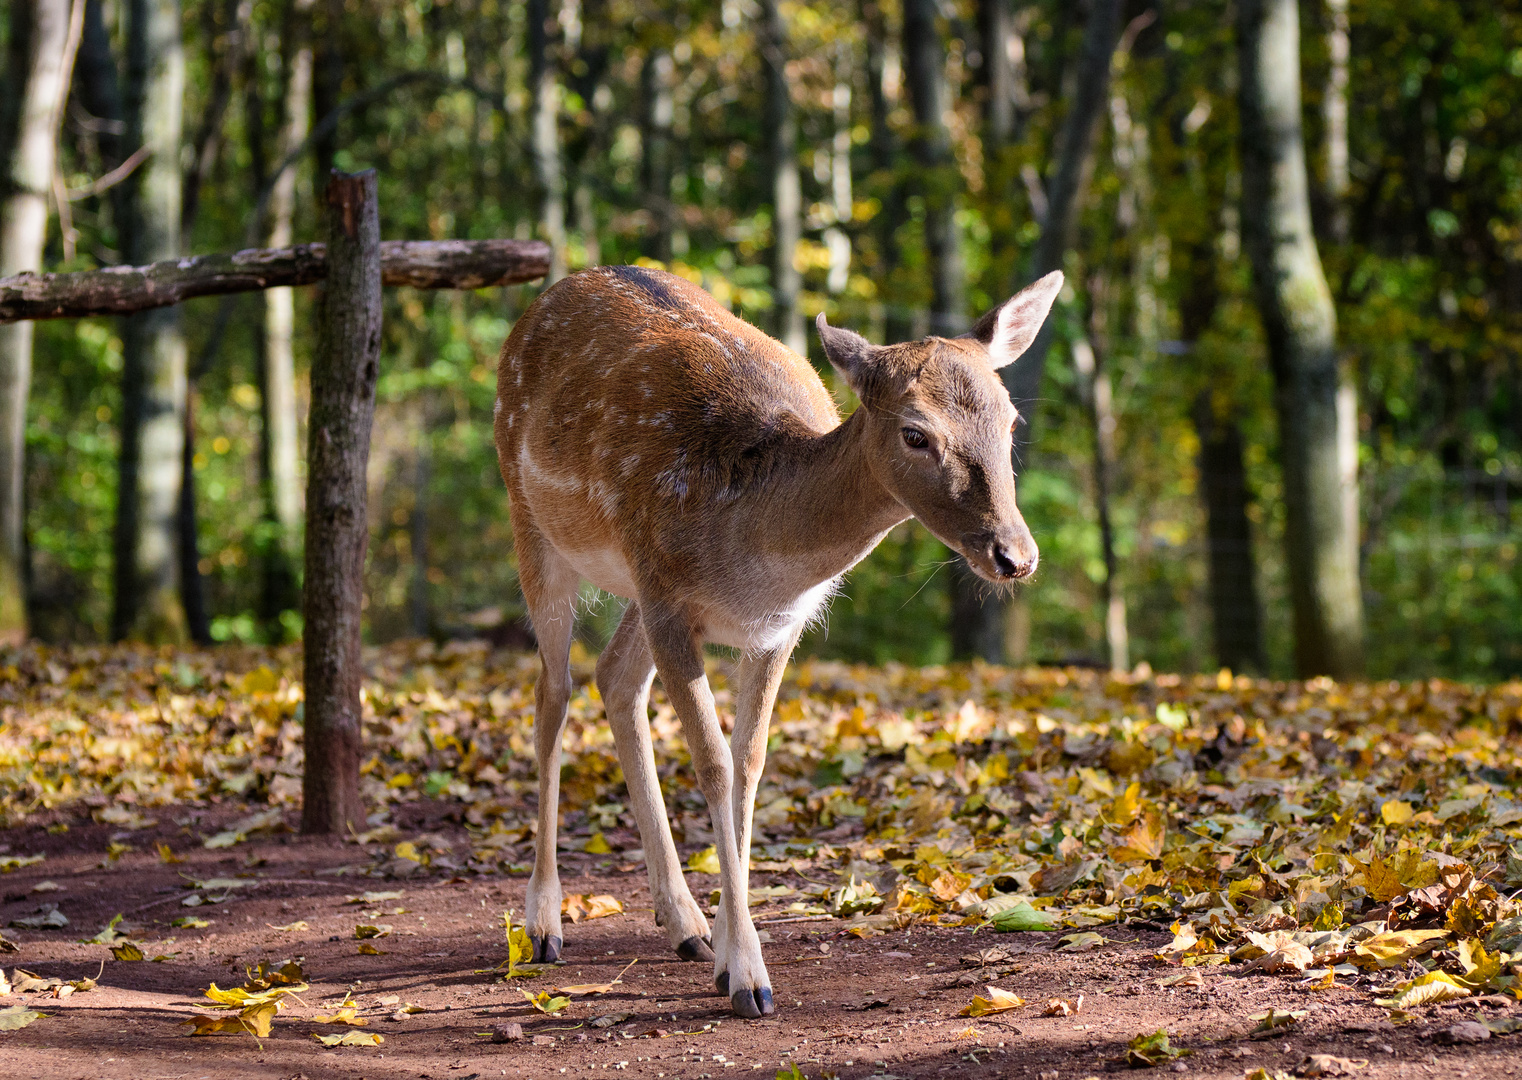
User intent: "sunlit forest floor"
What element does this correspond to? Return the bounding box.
[0,642,1519,1078]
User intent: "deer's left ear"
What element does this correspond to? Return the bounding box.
[962,270,1064,369]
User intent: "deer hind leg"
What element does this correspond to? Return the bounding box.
[643,603,773,1019]
[710,628,801,1014]
[517,527,580,964]
[595,603,713,963]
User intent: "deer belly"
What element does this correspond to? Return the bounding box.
[559,545,639,599]
[704,576,840,653]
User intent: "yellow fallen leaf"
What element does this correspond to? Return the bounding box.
[394,841,421,862]
[584,832,612,855]
[354,924,392,939]
[687,846,720,874]
[312,1030,384,1047]
[111,941,145,961]
[1110,810,1166,862]
[268,920,308,932]
[313,1004,369,1026]
[157,844,185,864]
[184,999,279,1037]
[1351,929,1449,970]
[1380,800,1415,826]
[960,985,1025,1017]
[357,942,384,955]
[521,989,571,1015]
[1375,971,1472,1009]
[555,958,638,995]
[1043,995,1082,1016]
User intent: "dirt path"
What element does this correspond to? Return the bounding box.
[1,809,1517,1080]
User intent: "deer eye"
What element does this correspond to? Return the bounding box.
[901,427,929,450]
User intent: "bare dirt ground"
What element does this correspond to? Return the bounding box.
[1,805,1518,1080]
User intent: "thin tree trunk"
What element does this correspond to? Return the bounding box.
[863,0,910,346]
[311,0,342,180]
[178,384,211,642]
[301,169,380,835]
[261,34,312,630]
[1238,0,1363,678]
[113,0,187,643]
[1072,323,1126,673]
[1194,389,1264,672]
[1324,0,1350,243]
[956,0,1124,662]
[978,0,1014,149]
[408,399,432,638]
[0,0,82,644]
[74,0,124,233]
[527,0,567,282]
[639,46,673,263]
[823,46,852,295]
[758,0,803,355]
[902,0,965,339]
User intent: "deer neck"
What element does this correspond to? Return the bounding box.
[751,407,909,582]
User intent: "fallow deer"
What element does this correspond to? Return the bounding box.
[493,264,1061,1018]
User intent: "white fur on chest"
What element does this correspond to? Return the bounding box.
[703,576,840,653]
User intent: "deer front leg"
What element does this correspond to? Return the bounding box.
[643,605,772,1019]
[519,543,580,964]
[596,603,713,963]
[711,629,801,1005]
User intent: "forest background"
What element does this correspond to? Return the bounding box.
[2,0,1519,682]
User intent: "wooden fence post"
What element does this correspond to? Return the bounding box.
[301,169,381,834]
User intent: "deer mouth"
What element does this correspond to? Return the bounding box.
[959,534,1038,583]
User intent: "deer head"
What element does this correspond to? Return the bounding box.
[815,270,1064,584]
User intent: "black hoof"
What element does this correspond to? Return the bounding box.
[715,971,729,995]
[530,935,562,963]
[676,935,715,963]
[730,986,773,1019]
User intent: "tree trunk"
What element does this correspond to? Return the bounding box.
[955,0,1124,662]
[261,35,312,631]
[978,0,1015,149]
[863,0,910,346]
[177,385,211,642]
[301,169,380,836]
[823,47,852,295]
[1194,390,1264,672]
[1072,329,1126,673]
[1238,0,1364,678]
[902,0,965,339]
[74,0,124,229]
[113,0,187,644]
[527,0,567,282]
[758,0,803,355]
[0,0,81,644]
[639,46,674,263]
[1323,0,1350,243]
[311,0,343,180]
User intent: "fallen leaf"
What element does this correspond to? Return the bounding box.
[0,1004,43,1030]
[1042,995,1082,1016]
[588,1012,632,1028]
[313,1004,369,1026]
[1251,1009,1308,1034]
[1124,1029,1190,1066]
[110,941,144,961]
[1374,971,1472,1009]
[354,924,392,939]
[960,985,1026,1017]
[686,846,720,874]
[1294,1054,1369,1077]
[1055,932,1104,953]
[344,891,404,905]
[357,943,385,955]
[312,1030,384,1047]
[521,989,571,1015]
[1351,929,1449,970]
[268,921,308,932]
[562,893,623,924]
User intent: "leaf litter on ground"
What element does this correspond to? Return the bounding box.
[0,643,1520,1022]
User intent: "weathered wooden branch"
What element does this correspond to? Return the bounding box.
[0,237,550,323]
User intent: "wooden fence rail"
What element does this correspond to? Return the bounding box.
[0,238,550,323]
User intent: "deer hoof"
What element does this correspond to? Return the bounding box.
[530,935,562,963]
[676,935,714,963]
[729,986,773,1019]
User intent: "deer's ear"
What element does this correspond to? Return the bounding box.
[816,313,884,399]
[963,270,1064,369]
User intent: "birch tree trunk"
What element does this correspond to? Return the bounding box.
[758,0,803,355]
[261,36,312,630]
[301,169,380,835]
[528,0,567,282]
[1238,0,1364,678]
[0,0,81,644]
[1324,0,1350,243]
[112,0,187,643]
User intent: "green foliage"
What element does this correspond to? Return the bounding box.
[21,0,1522,678]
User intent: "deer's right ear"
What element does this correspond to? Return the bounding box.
[816,313,883,401]
[962,270,1065,369]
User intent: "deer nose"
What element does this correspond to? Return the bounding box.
[993,544,1035,580]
